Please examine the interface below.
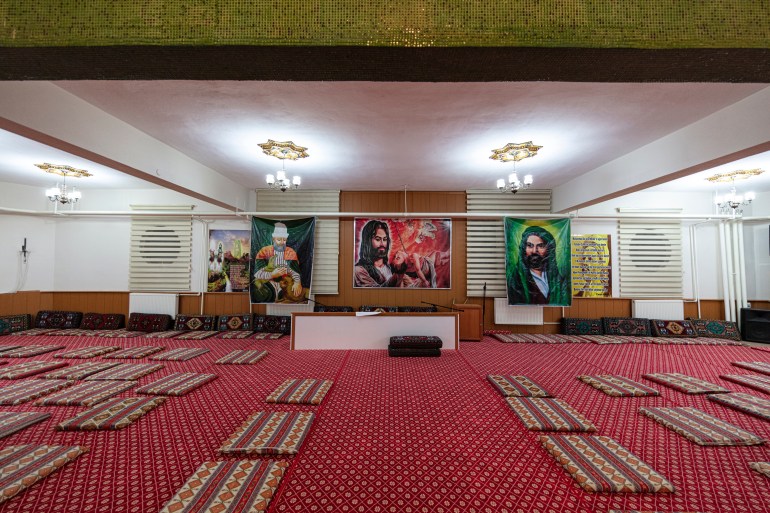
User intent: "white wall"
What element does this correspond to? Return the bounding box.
[745,191,770,300]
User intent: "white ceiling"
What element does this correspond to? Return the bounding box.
[0,81,768,198]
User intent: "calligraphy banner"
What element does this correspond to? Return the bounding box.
[208,229,251,292]
[505,218,572,306]
[249,217,315,304]
[353,218,451,288]
[572,234,612,297]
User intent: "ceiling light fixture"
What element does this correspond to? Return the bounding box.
[709,169,762,216]
[491,141,541,193]
[35,163,91,205]
[258,139,307,191]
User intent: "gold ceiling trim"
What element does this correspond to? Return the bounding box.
[258,140,309,160]
[705,169,764,183]
[490,141,542,162]
[34,163,92,178]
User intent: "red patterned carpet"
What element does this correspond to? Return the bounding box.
[0,334,769,512]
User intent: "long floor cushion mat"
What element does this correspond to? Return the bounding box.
[102,346,165,359]
[93,330,143,339]
[219,411,315,455]
[642,373,730,394]
[640,406,764,446]
[0,412,51,439]
[8,329,58,337]
[540,435,674,493]
[41,362,121,380]
[750,462,770,478]
[0,345,64,358]
[0,361,67,379]
[578,375,660,397]
[506,397,596,432]
[708,392,770,422]
[721,374,770,394]
[0,445,88,504]
[487,375,551,397]
[34,380,135,407]
[732,361,770,376]
[85,363,164,381]
[173,331,218,340]
[492,334,582,344]
[215,350,268,365]
[266,379,333,405]
[0,380,74,405]
[158,460,289,513]
[54,346,120,359]
[135,373,217,396]
[57,396,166,431]
[149,347,210,361]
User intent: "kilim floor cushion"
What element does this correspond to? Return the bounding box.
[127,313,172,333]
[253,315,291,334]
[0,445,88,505]
[40,362,120,380]
[34,380,135,407]
[640,407,765,446]
[53,346,121,359]
[266,378,334,405]
[732,361,770,376]
[602,317,651,336]
[216,314,252,332]
[0,314,31,334]
[219,411,315,455]
[642,373,731,394]
[492,333,579,344]
[578,375,660,397]
[487,375,552,397]
[84,363,164,381]
[749,462,770,478]
[102,346,165,359]
[650,320,698,338]
[34,311,82,329]
[0,345,64,358]
[721,374,770,394]
[215,350,268,365]
[158,460,289,513]
[562,317,604,335]
[80,313,125,330]
[388,347,441,357]
[0,380,73,405]
[93,329,143,339]
[217,331,257,339]
[0,361,67,379]
[708,392,770,422]
[505,397,596,432]
[57,396,166,431]
[174,315,217,331]
[149,347,210,361]
[358,305,398,312]
[143,330,186,339]
[135,372,218,396]
[174,330,218,340]
[251,332,283,340]
[0,345,21,354]
[0,412,51,439]
[389,335,443,349]
[539,435,675,493]
[690,318,742,341]
[582,335,656,345]
[9,328,58,337]
[46,329,101,337]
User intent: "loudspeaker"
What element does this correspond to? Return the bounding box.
[741,308,770,344]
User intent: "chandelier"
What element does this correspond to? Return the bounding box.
[491,141,541,193]
[258,139,306,191]
[709,169,762,216]
[36,163,91,204]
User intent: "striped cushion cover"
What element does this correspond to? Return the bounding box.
[136,373,217,396]
[94,330,143,339]
[540,435,674,493]
[149,347,210,361]
[215,350,268,365]
[578,375,660,397]
[640,407,764,446]
[642,373,730,394]
[143,330,186,339]
[0,445,88,504]
[158,460,288,513]
[9,328,58,337]
[57,396,166,431]
[487,375,551,397]
[721,374,770,394]
[492,334,579,344]
[85,363,164,381]
[219,411,315,455]
[54,346,121,359]
[732,361,770,376]
[251,332,283,340]
[102,346,166,359]
[217,331,257,339]
[506,398,596,432]
[40,362,121,380]
[0,361,67,379]
[749,462,770,478]
[0,345,64,357]
[0,380,74,405]
[173,330,218,340]
[47,329,101,336]
[582,335,656,345]
[0,412,51,439]
[266,378,333,405]
[708,392,770,421]
[34,380,135,407]
[0,345,20,354]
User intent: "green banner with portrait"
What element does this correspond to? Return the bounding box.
[505,218,572,306]
[249,217,315,304]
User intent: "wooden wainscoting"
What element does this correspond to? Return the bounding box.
[50,292,129,314]
[0,291,51,316]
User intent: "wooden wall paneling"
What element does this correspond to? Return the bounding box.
[178,295,203,316]
[202,293,250,315]
[749,300,770,311]
[0,291,46,316]
[50,292,129,314]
